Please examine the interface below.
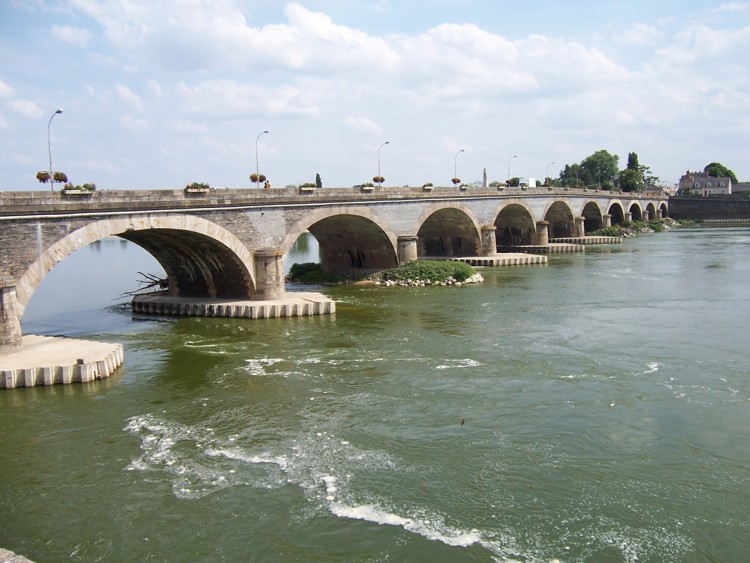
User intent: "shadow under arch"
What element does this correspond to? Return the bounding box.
[629,203,644,222]
[544,200,576,237]
[283,208,398,273]
[609,202,626,225]
[494,202,536,245]
[581,201,604,232]
[15,215,256,316]
[416,204,481,257]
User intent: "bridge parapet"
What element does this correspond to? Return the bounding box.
[0,186,665,216]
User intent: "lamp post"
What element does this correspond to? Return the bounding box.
[377,141,390,185]
[507,154,517,183]
[454,149,464,180]
[255,129,269,186]
[48,109,63,191]
[546,161,555,185]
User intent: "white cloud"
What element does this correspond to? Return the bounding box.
[115,83,144,112]
[120,114,150,131]
[0,81,14,99]
[7,99,43,118]
[346,116,382,133]
[613,23,663,46]
[175,80,319,118]
[51,24,92,47]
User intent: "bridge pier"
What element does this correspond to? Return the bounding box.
[603,214,612,228]
[397,235,419,264]
[253,249,285,300]
[625,212,632,223]
[575,216,585,237]
[0,280,22,355]
[481,226,498,256]
[535,221,549,245]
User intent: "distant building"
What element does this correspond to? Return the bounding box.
[678,170,732,196]
[733,182,750,194]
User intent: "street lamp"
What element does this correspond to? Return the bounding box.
[377,141,390,185]
[48,109,63,191]
[546,161,555,185]
[507,155,517,183]
[454,149,464,180]
[255,129,269,185]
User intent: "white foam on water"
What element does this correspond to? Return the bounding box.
[435,358,482,370]
[243,357,289,377]
[125,414,692,561]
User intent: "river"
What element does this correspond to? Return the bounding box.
[1,227,748,562]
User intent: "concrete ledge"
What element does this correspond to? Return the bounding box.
[550,236,622,244]
[0,335,123,389]
[0,548,34,562]
[498,243,585,254]
[131,292,336,318]
[445,254,548,266]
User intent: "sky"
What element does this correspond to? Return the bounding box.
[1,0,749,191]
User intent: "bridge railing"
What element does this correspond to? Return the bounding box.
[0,186,666,216]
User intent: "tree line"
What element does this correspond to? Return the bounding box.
[542,150,738,193]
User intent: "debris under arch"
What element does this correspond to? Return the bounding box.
[119,272,168,299]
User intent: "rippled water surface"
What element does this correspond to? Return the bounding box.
[2,228,749,562]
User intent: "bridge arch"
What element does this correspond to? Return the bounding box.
[15,215,256,315]
[608,202,626,225]
[544,200,577,237]
[645,202,657,220]
[283,207,398,273]
[494,202,536,245]
[629,203,644,222]
[659,202,669,218]
[416,203,481,257]
[581,201,604,232]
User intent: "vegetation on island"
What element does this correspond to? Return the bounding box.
[287,260,480,287]
[372,260,477,285]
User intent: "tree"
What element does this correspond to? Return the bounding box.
[580,150,619,188]
[619,168,642,192]
[315,173,322,188]
[704,162,738,185]
[626,152,639,171]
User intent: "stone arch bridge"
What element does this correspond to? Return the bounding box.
[0,186,667,353]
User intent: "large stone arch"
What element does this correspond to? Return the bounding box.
[581,201,604,232]
[494,202,536,246]
[629,203,644,222]
[15,215,256,316]
[645,202,657,220]
[608,202,626,225]
[659,202,669,218]
[544,200,577,238]
[416,204,481,257]
[283,207,398,273]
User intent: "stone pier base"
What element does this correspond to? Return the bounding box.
[132,292,336,318]
[0,336,124,389]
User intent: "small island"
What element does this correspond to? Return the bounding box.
[287,260,483,287]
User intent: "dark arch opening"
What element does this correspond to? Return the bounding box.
[118,229,254,299]
[418,208,480,257]
[545,201,576,238]
[495,204,536,247]
[307,214,397,273]
[582,202,604,232]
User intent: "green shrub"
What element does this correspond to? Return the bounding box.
[377,260,476,283]
[287,263,351,283]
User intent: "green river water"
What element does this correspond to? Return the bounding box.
[1,227,748,562]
